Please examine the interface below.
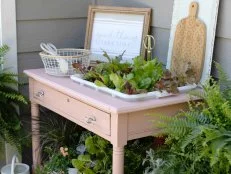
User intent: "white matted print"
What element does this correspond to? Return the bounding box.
[90,13,144,61]
[85,6,151,62]
[167,0,220,84]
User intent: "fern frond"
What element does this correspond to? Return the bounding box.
[0,45,9,58]
[0,85,28,104]
[224,146,231,165]
[0,72,19,86]
[0,45,28,152]
[180,127,202,150]
[149,64,231,173]
[215,63,231,93]
[0,113,22,151]
[189,88,206,100]
[155,114,200,139]
[0,91,27,103]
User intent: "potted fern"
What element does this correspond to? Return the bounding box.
[0,45,27,153]
[144,64,231,173]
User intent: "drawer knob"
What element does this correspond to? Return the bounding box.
[85,116,96,124]
[35,90,44,97]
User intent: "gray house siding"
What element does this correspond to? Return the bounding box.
[16,0,94,76]
[17,0,231,78]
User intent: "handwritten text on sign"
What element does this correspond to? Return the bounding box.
[90,13,144,61]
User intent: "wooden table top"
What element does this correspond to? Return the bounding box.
[24,69,192,114]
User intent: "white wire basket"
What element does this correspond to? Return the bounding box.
[39,49,91,76]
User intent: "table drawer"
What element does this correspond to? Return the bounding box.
[32,81,111,136]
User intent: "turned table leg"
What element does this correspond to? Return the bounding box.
[111,113,128,174]
[31,102,41,169]
[113,146,125,174]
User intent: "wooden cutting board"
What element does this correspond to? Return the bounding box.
[171,2,206,82]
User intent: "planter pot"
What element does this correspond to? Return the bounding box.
[68,168,78,174]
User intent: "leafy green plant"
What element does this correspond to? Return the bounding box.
[37,109,83,158]
[36,146,78,174]
[73,52,196,95]
[72,133,153,174]
[146,64,231,174]
[124,137,153,174]
[155,63,196,94]
[72,135,112,174]
[142,149,166,174]
[0,45,28,152]
[74,52,164,94]
[33,109,84,174]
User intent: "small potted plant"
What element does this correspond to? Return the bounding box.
[60,147,78,174]
[143,64,231,173]
[0,45,28,155]
[40,146,78,174]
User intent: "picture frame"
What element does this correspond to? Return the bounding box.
[167,0,220,84]
[84,5,151,62]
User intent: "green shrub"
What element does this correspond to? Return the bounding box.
[146,64,231,174]
[72,134,153,174]
[0,45,27,152]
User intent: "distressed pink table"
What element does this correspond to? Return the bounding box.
[24,69,190,174]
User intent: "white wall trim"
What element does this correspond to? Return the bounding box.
[0,0,18,166]
[1,0,18,74]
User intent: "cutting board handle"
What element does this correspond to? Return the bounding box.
[189,2,198,17]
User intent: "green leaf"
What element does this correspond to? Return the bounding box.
[102,50,112,63]
[93,160,103,172]
[124,73,134,81]
[72,159,85,171]
[0,45,9,58]
[114,50,125,61]
[133,56,146,67]
[78,154,91,162]
[140,78,152,89]
[94,80,106,87]
[97,137,109,149]
[85,136,98,155]
[84,168,95,174]
[109,73,124,91]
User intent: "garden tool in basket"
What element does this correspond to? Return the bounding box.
[40,43,69,74]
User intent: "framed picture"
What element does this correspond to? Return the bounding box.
[85,5,151,62]
[167,0,220,83]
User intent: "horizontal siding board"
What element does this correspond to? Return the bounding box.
[19,85,29,99]
[213,37,231,78]
[151,27,170,65]
[96,0,174,29]
[16,0,93,20]
[18,52,44,75]
[96,0,231,39]
[17,19,87,53]
[216,0,231,39]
